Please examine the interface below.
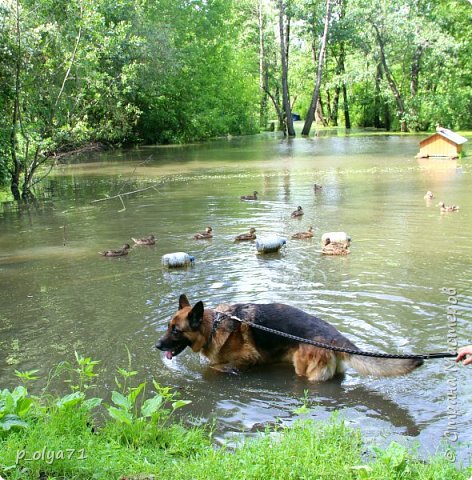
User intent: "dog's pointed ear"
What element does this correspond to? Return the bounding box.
[188,301,204,330]
[179,294,190,309]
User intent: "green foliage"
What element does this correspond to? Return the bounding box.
[135,0,259,144]
[14,370,40,383]
[106,361,192,447]
[72,352,100,391]
[0,387,33,435]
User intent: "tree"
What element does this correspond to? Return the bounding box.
[1,0,144,200]
[134,0,259,143]
[277,0,295,136]
[257,0,270,128]
[324,0,350,128]
[301,0,332,136]
[4,0,89,200]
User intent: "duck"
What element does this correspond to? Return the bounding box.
[193,226,213,239]
[291,226,314,239]
[234,227,257,242]
[321,239,350,256]
[100,244,131,257]
[423,191,433,200]
[240,191,258,201]
[291,206,304,218]
[437,201,459,212]
[132,234,156,245]
[313,183,323,192]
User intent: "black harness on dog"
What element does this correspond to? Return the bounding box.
[204,311,240,350]
[209,311,456,361]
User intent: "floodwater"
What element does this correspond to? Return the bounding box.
[1,131,471,463]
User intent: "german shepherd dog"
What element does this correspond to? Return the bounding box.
[155,295,423,381]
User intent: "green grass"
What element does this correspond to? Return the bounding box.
[1,410,469,480]
[1,357,470,479]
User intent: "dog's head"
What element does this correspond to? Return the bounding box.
[155,294,204,359]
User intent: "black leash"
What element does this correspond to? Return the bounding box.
[217,312,456,360]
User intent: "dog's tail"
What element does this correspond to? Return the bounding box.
[345,354,423,377]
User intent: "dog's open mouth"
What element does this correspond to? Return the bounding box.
[156,340,189,360]
[164,344,187,359]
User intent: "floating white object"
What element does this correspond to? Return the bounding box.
[321,232,351,245]
[256,236,287,253]
[162,252,195,268]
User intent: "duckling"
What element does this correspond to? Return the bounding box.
[291,226,314,239]
[423,191,433,200]
[313,183,323,192]
[193,226,213,239]
[321,239,350,256]
[321,232,351,246]
[100,244,131,257]
[437,201,459,212]
[132,234,156,245]
[240,191,258,201]
[291,206,304,218]
[234,227,256,242]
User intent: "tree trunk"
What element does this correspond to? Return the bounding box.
[258,0,269,128]
[409,44,423,130]
[342,82,351,129]
[278,0,295,136]
[316,95,328,126]
[326,89,333,124]
[383,102,391,131]
[301,0,332,136]
[372,24,406,131]
[337,0,349,129]
[410,46,423,98]
[9,0,22,201]
[264,87,285,131]
[373,63,382,128]
[330,85,340,126]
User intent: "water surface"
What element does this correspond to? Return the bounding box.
[1,131,471,462]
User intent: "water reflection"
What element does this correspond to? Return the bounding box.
[188,364,421,438]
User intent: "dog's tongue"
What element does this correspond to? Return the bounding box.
[166,351,173,360]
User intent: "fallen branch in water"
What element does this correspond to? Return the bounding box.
[90,155,158,211]
[90,185,160,205]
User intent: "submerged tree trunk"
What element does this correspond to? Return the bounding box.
[316,95,328,126]
[302,0,332,136]
[278,0,295,136]
[326,89,333,124]
[372,24,406,131]
[342,82,351,129]
[383,101,391,131]
[330,43,346,127]
[264,87,285,131]
[330,84,340,126]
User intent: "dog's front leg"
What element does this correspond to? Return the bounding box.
[210,363,240,375]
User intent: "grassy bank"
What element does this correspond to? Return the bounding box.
[1,355,470,479]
